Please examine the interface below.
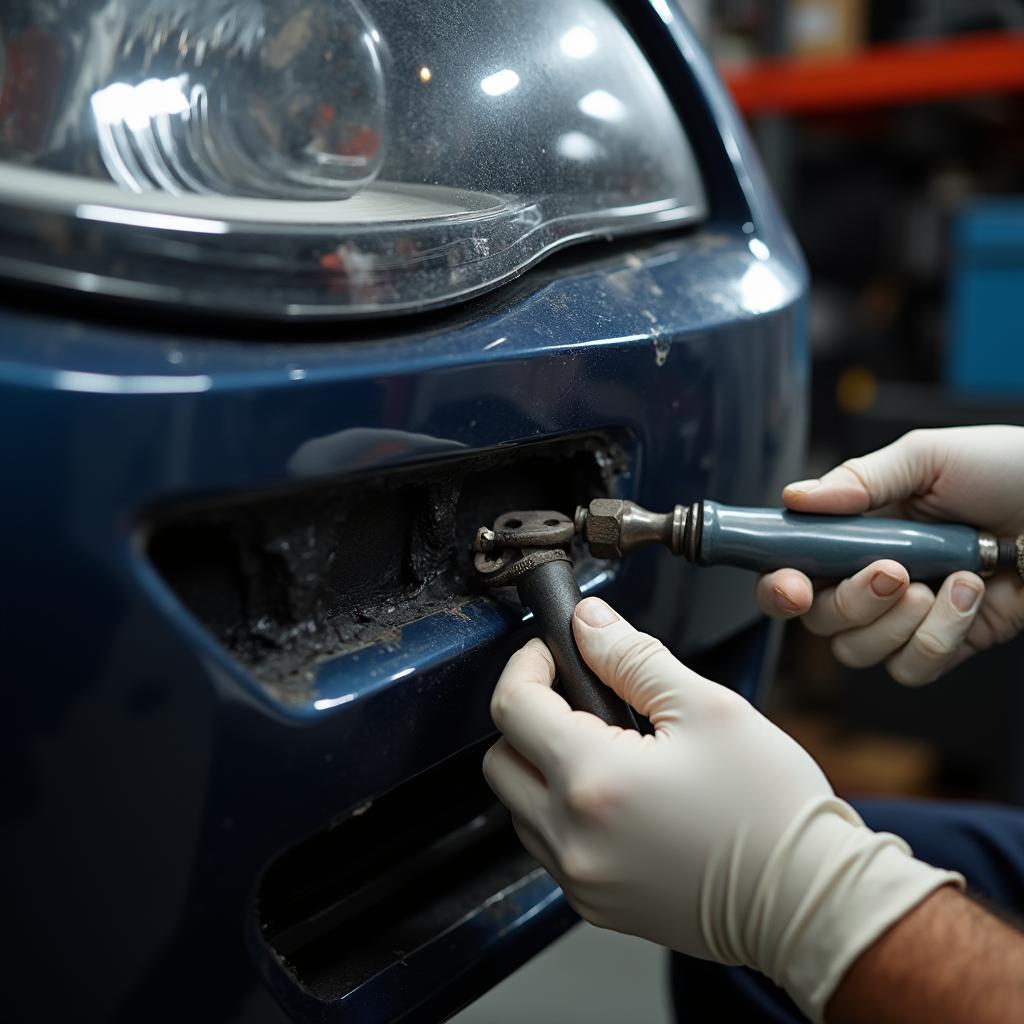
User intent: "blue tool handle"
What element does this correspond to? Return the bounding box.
[699,501,982,581]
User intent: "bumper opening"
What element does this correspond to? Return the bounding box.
[144,433,628,705]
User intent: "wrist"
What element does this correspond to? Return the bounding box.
[753,798,964,1023]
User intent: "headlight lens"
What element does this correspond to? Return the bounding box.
[0,0,707,316]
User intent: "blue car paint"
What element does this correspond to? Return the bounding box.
[1,4,808,1022]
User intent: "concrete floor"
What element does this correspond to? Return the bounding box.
[454,922,674,1024]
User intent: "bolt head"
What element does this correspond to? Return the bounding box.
[585,498,625,559]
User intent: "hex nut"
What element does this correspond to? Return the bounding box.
[585,498,626,559]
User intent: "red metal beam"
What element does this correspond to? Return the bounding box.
[723,31,1024,116]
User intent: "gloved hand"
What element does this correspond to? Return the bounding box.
[757,425,1024,685]
[483,598,961,1023]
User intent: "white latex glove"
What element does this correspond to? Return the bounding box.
[757,426,1024,685]
[483,598,961,1023]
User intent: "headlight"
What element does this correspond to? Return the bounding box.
[0,0,706,316]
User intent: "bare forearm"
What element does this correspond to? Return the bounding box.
[828,886,1024,1024]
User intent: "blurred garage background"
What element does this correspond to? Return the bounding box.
[705,0,1024,812]
[459,3,1024,1020]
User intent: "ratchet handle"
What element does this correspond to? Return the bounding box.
[699,500,988,581]
[516,559,638,730]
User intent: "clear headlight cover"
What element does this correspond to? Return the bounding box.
[0,0,706,317]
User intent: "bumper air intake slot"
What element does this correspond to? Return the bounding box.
[256,740,540,1000]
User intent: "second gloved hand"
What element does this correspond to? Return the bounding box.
[483,598,960,1023]
[757,426,1024,684]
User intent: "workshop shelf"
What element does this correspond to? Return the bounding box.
[723,30,1024,116]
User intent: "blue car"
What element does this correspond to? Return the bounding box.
[0,1,807,1021]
